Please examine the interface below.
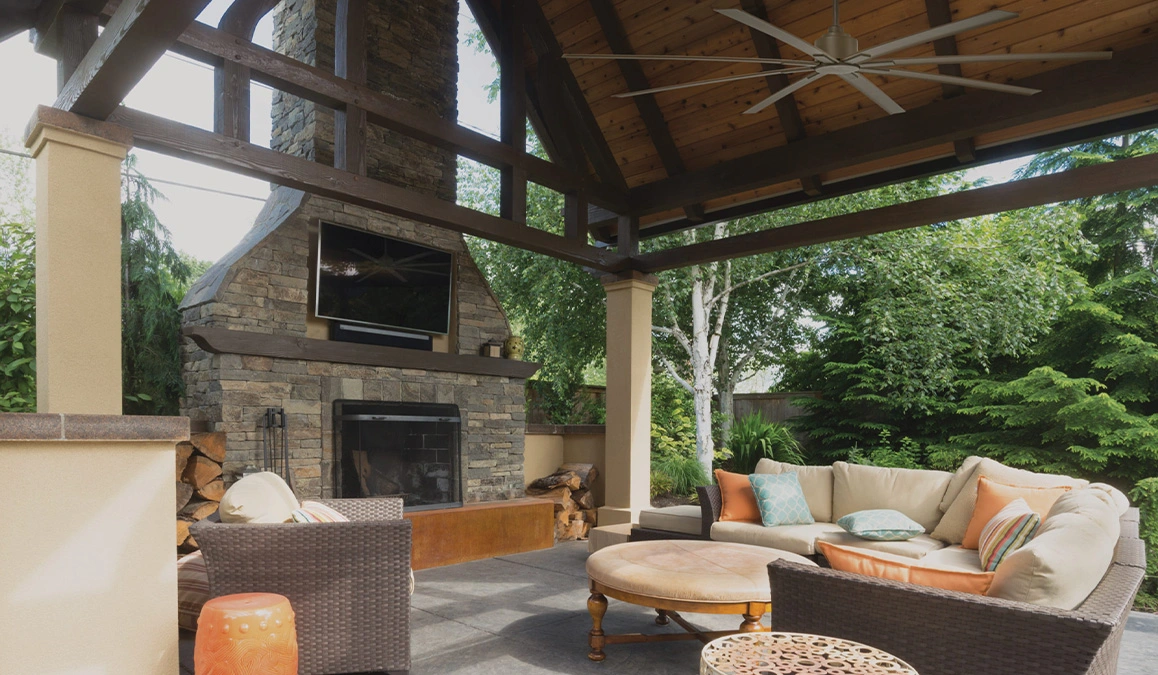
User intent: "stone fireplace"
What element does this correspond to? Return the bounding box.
[178,0,533,503]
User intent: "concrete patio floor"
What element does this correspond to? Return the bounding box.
[181,540,1158,673]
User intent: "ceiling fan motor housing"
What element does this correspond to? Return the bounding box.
[815,25,859,60]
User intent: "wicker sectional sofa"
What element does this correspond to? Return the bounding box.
[692,458,1145,675]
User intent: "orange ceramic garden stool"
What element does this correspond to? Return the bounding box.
[195,592,299,675]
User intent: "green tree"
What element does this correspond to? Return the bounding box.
[0,135,37,412]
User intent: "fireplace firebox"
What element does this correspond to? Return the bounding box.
[334,401,462,510]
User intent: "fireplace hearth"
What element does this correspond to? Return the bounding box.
[335,401,462,510]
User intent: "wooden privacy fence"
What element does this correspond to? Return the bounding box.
[732,392,821,424]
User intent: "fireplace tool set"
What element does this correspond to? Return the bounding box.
[261,407,294,493]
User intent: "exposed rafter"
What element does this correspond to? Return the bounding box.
[588,0,704,222]
[633,150,1158,272]
[739,0,823,198]
[630,40,1158,217]
[57,0,211,119]
[923,0,976,163]
[499,0,528,223]
[105,106,627,272]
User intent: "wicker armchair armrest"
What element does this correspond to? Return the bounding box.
[191,518,412,674]
[768,559,1122,675]
[696,485,721,538]
[313,496,403,521]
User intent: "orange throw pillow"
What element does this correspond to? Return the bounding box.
[817,541,994,595]
[714,469,761,523]
[961,476,1071,549]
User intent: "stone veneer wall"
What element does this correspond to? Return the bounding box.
[180,189,527,500]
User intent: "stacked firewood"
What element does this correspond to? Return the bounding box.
[527,463,599,542]
[176,432,227,553]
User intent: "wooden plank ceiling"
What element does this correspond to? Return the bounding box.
[506,0,1158,234]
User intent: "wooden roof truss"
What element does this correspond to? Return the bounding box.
[12,0,1158,276]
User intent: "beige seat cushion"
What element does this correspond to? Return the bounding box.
[816,532,946,560]
[988,489,1119,609]
[931,458,1089,544]
[219,472,299,524]
[919,545,985,573]
[832,462,953,533]
[638,505,703,536]
[712,521,844,556]
[754,459,834,522]
[586,540,816,604]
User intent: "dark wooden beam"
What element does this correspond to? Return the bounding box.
[588,0,703,222]
[630,108,1158,240]
[214,0,278,142]
[564,192,589,242]
[499,0,527,223]
[517,0,627,191]
[630,40,1158,216]
[334,0,367,175]
[107,106,626,272]
[57,0,211,119]
[156,15,629,213]
[739,0,823,197]
[32,0,105,56]
[532,57,591,174]
[924,0,976,163]
[632,150,1158,272]
[617,215,639,256]
[54,7,98,90]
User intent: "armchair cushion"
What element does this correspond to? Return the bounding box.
[291,500,349,523]
[219,472,299,524]
[176,550,209,631]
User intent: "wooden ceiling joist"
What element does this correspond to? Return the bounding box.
[923,0,977,163]
[587,0,704,222]
[630,39,1158,218]
[635,149,1158,272]
[158,15,629,213]
[56,0,211,119]
[106,106,626,272]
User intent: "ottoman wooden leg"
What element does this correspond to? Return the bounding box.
[588,592,608,661]
[740,602,764,633]
[655,609,670,626]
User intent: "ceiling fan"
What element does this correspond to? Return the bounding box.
[565,2,1112,115]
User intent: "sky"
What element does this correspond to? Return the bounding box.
[0,1,1018,264]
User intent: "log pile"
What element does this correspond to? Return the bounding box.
[527,463,599,542]
[176,432,226,553]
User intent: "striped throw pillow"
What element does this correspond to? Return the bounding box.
[177,551,209,631]
[978,497,1041,572]
[291,500,349,523]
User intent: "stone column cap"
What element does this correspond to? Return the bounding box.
[601,270,659,290]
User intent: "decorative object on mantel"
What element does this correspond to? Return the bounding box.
[195,593,298,675]
[480,341,503,358]
[503,335,525,360]
[177,432,227,553]
[527,463,599,541]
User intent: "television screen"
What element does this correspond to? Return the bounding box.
[315,222,453,334]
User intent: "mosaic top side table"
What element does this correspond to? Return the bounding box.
[700,632,919,675]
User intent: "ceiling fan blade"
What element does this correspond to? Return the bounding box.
[564,53,815,67]
[743,72,824,115]
[614,67,818,98]
[850,10,1018,62]
[716,8,834,62]
[860,68,1041,95]
[868,52,1113,66]
[838,72,905,115]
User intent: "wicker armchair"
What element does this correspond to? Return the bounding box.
[767,511,1146,675]
[191,497,412,675]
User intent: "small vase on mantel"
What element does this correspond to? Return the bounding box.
[503,336,525,361]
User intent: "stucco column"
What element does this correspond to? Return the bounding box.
[25,108,131,414]
[599,271,657,526]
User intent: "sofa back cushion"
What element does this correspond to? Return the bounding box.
[987,489,1120,610]
[755,459,834,522]
[219,471,299,524]
[832,462,953,533]
[932,458,1088,544]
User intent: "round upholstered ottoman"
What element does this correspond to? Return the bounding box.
[584,540,816,661]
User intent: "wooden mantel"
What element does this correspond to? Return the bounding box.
[184,326,541,379]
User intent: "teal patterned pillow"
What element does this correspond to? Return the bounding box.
[748,473,814,527]
[837,509,924,541]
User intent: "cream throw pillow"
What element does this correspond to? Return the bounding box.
[754,458,834,522]
[832,462,953,533]
[219,472,299,524]
[931,458,1088,544]
[987,489,1119,609]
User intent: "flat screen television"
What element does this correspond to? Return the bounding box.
[315,221,453,334]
